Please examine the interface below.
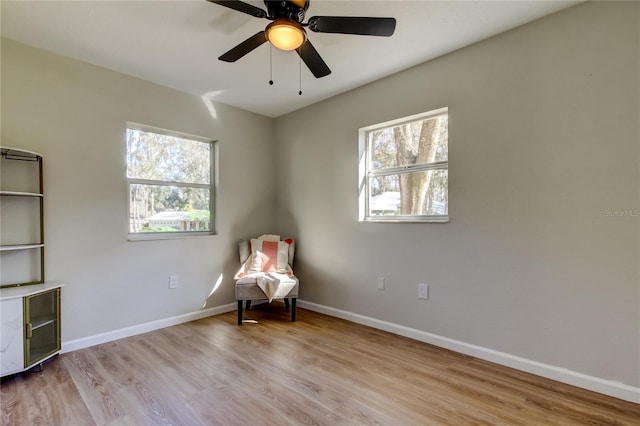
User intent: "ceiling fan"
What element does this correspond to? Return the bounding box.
[207,0,397,78]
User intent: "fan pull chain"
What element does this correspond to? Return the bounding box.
[269,45,274,86]
[298,55,302,96]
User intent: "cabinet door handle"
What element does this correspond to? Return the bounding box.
[26,323,33,339]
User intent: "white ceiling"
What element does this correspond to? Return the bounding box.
[1,0,580,118]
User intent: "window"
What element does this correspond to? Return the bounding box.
[359,108,448,222]
[126,123,216,239]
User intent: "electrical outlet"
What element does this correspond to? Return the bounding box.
[377,277,385,290]
[169,275,179,289]
[418,283,428,299]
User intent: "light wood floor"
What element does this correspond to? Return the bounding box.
[2,304,639,425]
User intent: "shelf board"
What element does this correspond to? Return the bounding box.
[0,244,45,252]
[0,282,63,299]
[0,146,42,160]
[31,318,56,331]
[0,191,43,197]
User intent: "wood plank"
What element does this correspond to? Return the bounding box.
[1,306,638,425]
[0,356,94,425]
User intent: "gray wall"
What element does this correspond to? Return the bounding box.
[2,1,638,391]
[275,1,639,387]
[1,38,277,341]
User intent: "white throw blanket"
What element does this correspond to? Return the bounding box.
[256,272,297,302]
[234,260,298,302]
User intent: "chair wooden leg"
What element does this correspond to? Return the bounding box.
[284,298,290,310]
[237,300,243,325]
[291,298,296,322]
[245,300,252,310]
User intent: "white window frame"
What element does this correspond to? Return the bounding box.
[126,122,217,241]
[359,107,449,223]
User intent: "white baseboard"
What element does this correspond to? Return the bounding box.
[297,300,640,404]
[61,303,237,353]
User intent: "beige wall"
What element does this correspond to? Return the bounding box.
[1,38,277,341]
[275,1,640,387]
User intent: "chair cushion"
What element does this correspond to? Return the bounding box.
[238,237,295,266]
[248,239,289,273]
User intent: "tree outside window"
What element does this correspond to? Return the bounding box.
[360,108,448,222]
[126,124,216,238]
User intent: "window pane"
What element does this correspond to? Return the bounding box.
[129,184,211,233]
[369,114,448,171]
[126,128,210,184]
[369,170,448,216]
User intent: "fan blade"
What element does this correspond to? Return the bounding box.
[219,31,268,62]
[296,40,331,78]
[206,0,267,18]
[307,16,396,36]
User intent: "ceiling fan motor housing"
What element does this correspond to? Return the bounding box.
[264,0,309,22]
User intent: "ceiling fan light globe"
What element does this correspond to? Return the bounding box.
[266,21,306,51]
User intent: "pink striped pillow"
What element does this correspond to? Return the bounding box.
[248,239,289,273]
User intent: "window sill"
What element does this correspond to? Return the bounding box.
[127,231,216,242]
[361,215,449,223]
